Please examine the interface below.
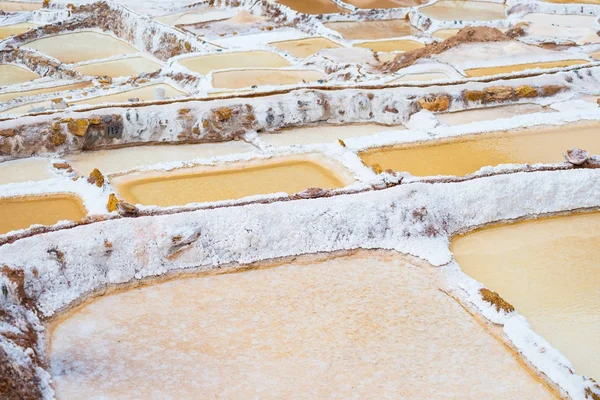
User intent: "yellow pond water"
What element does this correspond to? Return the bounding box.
[465,60,589,77]
[212,68,324,89]
[270,37,341,58]
[49,251,555,399]
[354,39,424,52]
[74,56,162,78]
[452,213,600,381]
[0,195,87,235]
[275,0,348,14]
[437,104,552,126]
[0,22,38,39]
[360,122,600,176]
[0,158,52,185]
[420,0,507,21]
[25,31,139,63]
[324,19,420,40]
[0,64,39,86]
[179,51,290,75]
[112,156,353,206]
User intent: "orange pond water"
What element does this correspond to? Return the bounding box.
[112,157,354,206]
[0,195,87,235]
[324,19,420,40]
[360,122,600,176]
[49,251,555,399]
[465,60,589,77]
[275,0,348,14]
[452,213,600,381]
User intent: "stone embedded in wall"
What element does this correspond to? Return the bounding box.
[464,90,486,102]
[418,95,450,112]
[67,119,90,137]
[0,129,16,137]
[484,86,513,102]
[541,85,564,97]
[515,85,538,98]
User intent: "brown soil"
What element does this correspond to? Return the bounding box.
[377,27,510,73]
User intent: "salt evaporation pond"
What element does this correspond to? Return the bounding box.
[69,83,186,106]
[452,213,600,381]
[0,158,53,185]
[360,122,600,176]
[0,195,87,235]
[344,0,428,7]
[24,31,139,63]
[179,51,290,75]
[419,0,507,21]
[354,39,424,52]
[111,156,353,206]
[66,141,255,176]
[0,1,41,11]
[270,37,341,58]
[0,82,92,104]
[211,69,324,89]
[73,56,162,78]
[48,251,555,399]
[0,22,38,39]
[0,64,39,86]
[465,60,589,77]
[275,0,348,14]
[436,104,552,126]
[323,19,420,40]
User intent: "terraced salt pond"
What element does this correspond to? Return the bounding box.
[0,81,92,104]
[354,39,424,52]
[0,1,41,11]
[0,22,38,39]
[69,83,186,107]
[0,64,39,86]
[24,31,139,63]
[275,0,348,14]
[452,213,600,381]
[465,60,589,77]
[419,0,507,21]
[0,195,86,235]
[48,251,555,398]
[111,155,354,206]
[323,20,420,40]
[0,158,53,185]
[260,123,404,146]
[73,56,162,78]
[344,0,428,7]
[270,37,341,58]
[437,103,552,126]
[360,123,600,176]
[212,69,325,89]
[179,51,290,75]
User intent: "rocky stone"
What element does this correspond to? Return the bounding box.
[514,85,537,98]
[463,90,485,102]
[541,85,563,97]
[0,129,15,137]
[49,131,66,146]
[107,193,119,212]
[417,95,450,112]
[564,148,589,165]
[52,162,71,170]
[67,119,90,137]
[485,86,513,102]
[213,107,233,121]
[87,168,104,188]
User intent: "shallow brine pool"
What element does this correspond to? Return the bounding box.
[452,213,600,381]
[48,251,555,398]
[360,122,600,176]
[111,155,354,207]
[0,194,87,235]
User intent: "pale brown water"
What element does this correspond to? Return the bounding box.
[0,22,38,39]
[540,0,600,4]
[275,0,348,14]
[0,195,87,234]
[74,57,162,78]
[212,69,324,89]
[25,31,139,63]
[452,213,600,381]
[420,1,507,21]
[344,0,428,8]
[0,158,53,185]
[69,84,186,106]
[360,123,600,176]
[112,157,353,206]
[354,39,424,52]
[465,60,589,77]
[0,64,39,86]
[270,37,341,58]
[49,251,555,399]
[437,104,552,126]
[0,82,92,103]
[324,19,420,40]
[0,1,41,11]
[179,51,290,75]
